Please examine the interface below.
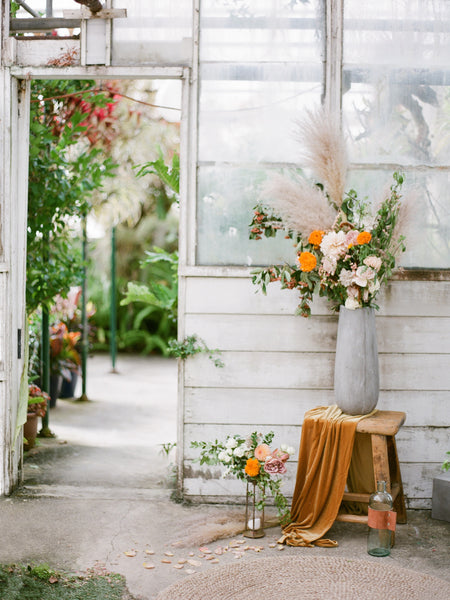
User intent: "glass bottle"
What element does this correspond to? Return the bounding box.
[367,480,393,557]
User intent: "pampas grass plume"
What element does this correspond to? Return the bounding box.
[295,107,348,207]
[260,173,337,237]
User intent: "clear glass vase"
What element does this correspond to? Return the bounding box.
[243,479,265,538]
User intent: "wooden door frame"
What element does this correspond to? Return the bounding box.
[0,65,194,495]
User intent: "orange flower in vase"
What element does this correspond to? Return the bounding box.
[298,251,317,272]
[245,458,261,478]
[356,231,372,245]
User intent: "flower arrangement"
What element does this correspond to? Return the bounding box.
[50,322,81,380]
[249,107,406,317]
[191,431,295,525]
[28,384,49,417]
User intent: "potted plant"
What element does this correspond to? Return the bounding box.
[432,452,450,522]
[51,287,95,398]
[49,322,81,407]
[24,384,49,450]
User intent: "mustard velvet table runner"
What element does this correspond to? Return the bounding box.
[279,405,373,547]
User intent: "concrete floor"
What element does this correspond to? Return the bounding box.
[0,354,449,599]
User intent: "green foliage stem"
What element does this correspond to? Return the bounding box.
[168,335,224,368]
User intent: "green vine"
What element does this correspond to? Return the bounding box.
[168,335,224,368]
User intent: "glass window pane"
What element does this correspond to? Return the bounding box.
[197,166,295,266]
[343,0,450,165]
[346,168,450,269]
[199,78,321,163]
[197,0,325,264]
[112,0,193,66]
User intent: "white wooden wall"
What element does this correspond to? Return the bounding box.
[180,273,450,509]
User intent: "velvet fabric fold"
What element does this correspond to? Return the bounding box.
[279,405,373,547]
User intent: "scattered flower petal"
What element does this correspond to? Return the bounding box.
[187,559,202,567]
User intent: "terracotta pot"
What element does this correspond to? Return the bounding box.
[23,413,39,449]
[334,306,379,415]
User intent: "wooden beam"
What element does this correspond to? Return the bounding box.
[63,9,127,19]
[10,18,81,32]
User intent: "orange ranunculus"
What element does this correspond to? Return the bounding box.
[245,457,261,478]
[298,251,317,272]
[254,444,271,461]
[356,231,372,245]
[308,230,324,246]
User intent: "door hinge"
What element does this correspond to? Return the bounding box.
[17,328,22,359]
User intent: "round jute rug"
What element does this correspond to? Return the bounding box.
[155,556,450,600]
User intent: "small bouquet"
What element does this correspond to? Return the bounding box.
[28,384,49,417]
[191,431,295,525]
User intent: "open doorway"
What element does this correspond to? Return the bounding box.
[23,77,182,494]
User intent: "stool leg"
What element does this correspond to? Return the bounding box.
[371,434,390,488]
[387,436,407,524]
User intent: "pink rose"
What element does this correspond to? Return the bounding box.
[264,457,287,474]
[270,448,289,462]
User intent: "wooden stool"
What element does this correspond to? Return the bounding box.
[336,410,407,525]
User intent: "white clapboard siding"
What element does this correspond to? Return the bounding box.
[184,313,450,354]
[184,352,450,391]
[185,388,450,427]
[185,277,450,317]
[181,275,450,507]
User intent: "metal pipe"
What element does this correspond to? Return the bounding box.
[110,226,118,373]
[46,0,53,18]
[79,217,89,401]
[39,306,51,435]
[16,0,40,18]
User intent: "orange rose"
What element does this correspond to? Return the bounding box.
[254,444,271,461]
[298,251,317,272]
[245,458,261,478]
[308,230,324,246]
[356,231,372,245]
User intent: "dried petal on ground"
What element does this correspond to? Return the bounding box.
[199,547,211,554]
[210,559,220,564]
[143,563,155,570]
[145,549,155,555]
[214,547,223,555]
[269,543,277,548]
[164,551,174,557]
[173,564,184,569]
[48,576,58,584]
[187,559,202,567]
[124,551,137,557]
[185,569,196,574]
[161,559,172,564]
[277,545,285,551]
[178,559,187,564]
